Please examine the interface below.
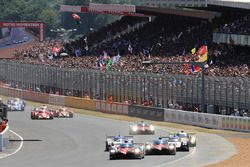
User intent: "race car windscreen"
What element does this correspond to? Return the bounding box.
[120,143,133,148]
[154,140,167,145]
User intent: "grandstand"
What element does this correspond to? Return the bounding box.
[3,0,250,115]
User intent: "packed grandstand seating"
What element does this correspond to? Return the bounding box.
[11,15,250,77]
[216,14,250,35]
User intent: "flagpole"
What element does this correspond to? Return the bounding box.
[142,61,206,113]
[201,65,205,113]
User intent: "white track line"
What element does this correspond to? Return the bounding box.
[154,147,196,167]
[0,130,24,159]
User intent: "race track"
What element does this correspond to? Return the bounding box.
[0,28,31,49]
[0,105,236,167]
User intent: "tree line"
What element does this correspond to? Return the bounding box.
[0,0,134,37]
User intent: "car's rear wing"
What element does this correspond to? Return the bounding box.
[106,135,134,140]
[133,143,145,148]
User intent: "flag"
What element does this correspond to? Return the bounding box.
[128,44,133,54]
[103,50,108,60]
[182,49,186,56]
[106,59,113,70]
[191,65,201,73]
[98,55,104,67]
[112,53,121,64]
[196,45,208,63]
[191,48,196,55]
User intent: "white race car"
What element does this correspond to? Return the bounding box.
[7,98,26,111]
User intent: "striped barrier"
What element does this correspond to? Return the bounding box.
[164,109,250,132]
[221,116,250,132]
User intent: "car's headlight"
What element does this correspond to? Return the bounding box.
[132,126,138,131]
[169,145,175,150]
[110,150,116,154]
[150,125,154,131]
[190,137,196,144]
[146,145,151,150]
[134,148,140,154]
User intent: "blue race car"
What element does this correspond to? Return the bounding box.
[7,98,26,111]
[105,134,133,151]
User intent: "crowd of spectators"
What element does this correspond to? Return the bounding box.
[9,15,250,77]
[216,14,250,35]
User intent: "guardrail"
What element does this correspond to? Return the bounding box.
[1,85,250,132]
[130,106,250,132]
[96,100,129,115]
[0,123,9,152]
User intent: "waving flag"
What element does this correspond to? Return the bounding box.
[103,50,108,60]
[98,54,104,67]
[191,65,201,73]
[191,48,196,55]
[106,59,113,70]
[112,53,121,64]
[196,45,208,62]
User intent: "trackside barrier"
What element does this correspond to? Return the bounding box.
[65,96,96,111]
[0,86,23,98]
[95,101,129,115]
[164,109,223,129]
[49,94,65,106]
[1,85,250,132]
[0,123,9,152]
[22,91,49,103]
[164,109,250,132]
[221,116,250,132]
[129,105,164,121]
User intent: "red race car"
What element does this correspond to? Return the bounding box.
[129,121,155,135]
[31,105,54,120]
[52,107,73,118]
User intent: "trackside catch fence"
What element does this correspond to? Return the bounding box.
[0,61,249,112]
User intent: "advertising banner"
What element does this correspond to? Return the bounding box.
[49,94,65,106]
[129,105,164,121]
[0,22,44,41]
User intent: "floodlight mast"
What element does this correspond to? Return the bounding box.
[142,61,206,113]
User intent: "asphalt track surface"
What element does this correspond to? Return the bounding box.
[0,105,236,167]
[0,28,30,49]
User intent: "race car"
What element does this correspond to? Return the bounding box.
[171,131,196,147]
[145,137,176,155]
[30,105,54,120]
[168,131,192,151]
[109,142,144,160]
[52,107,73,118]
[129,121,155,135]
[105,134,133,151]
[7,98,25,111]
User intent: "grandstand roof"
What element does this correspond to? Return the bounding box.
[140,0,250,9]
[207,0,250,9]
[137,6,216,20]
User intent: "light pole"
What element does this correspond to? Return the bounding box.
[143,61,206,113]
